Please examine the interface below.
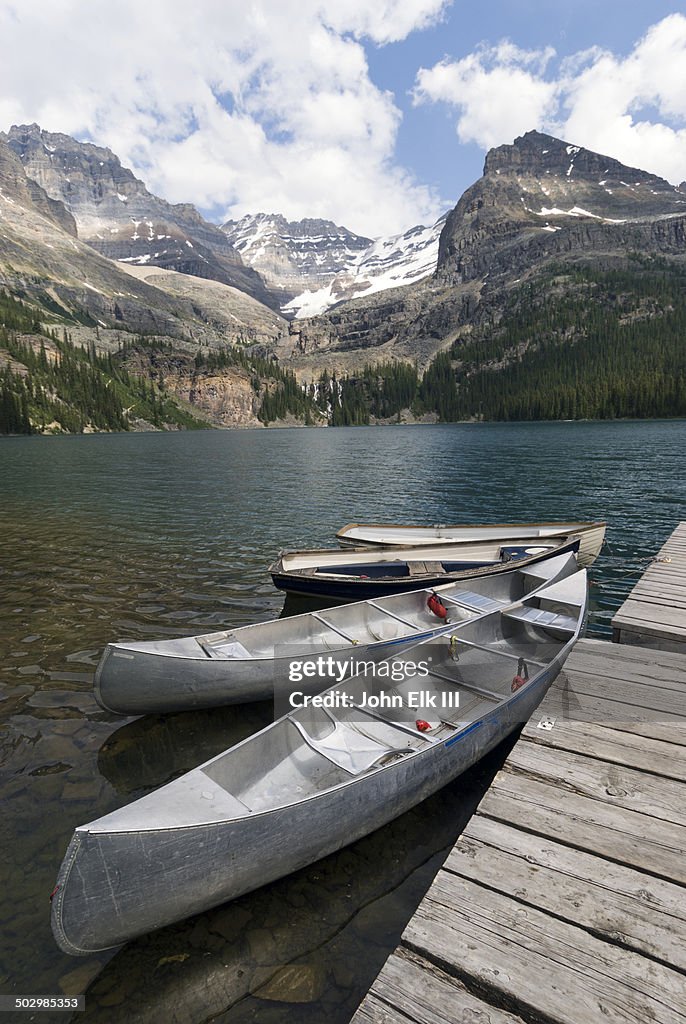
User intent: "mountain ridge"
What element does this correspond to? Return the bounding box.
[278,129,686,376]
[222,212,446,317]
[3,124,686,431]
[4,123,278,310]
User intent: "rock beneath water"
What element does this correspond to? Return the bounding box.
[60,779,102,802]
[156,953,190,967]
[247,927,278,965]
[252,963,326,1004]
[29,761,72,776]
[59,962,102,996]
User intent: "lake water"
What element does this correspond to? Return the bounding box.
[1,420,684,1022]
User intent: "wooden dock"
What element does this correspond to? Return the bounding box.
[612,522,686,650]
[352,638,686,1024]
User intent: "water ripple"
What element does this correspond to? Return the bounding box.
[0,420,684,1019]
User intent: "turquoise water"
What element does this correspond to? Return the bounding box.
[0,420,684,1022]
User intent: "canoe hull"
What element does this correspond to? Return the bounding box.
[52,657,561,955]
[95,637,431,716]
[337,521,606,567]
[95,645,274,713]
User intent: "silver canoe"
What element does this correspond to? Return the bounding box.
[95,550,579,715]
[52,568,587,955]
[336,520,606,567]
[269,535,582,601]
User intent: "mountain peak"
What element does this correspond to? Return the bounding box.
[483,129,671,192]
[438,129,686,284]
[222,213,374,307]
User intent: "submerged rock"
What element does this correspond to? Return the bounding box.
[252,963,326,1004]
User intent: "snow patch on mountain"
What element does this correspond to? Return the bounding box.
[223,212,446,318]
[284,215,446,318]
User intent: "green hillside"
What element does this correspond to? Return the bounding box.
[0,291,208,433]
[328,258,686,424]
[0,290,318,433]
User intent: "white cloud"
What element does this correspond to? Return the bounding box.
[414,14,686,185]
[0,0,450,235]
[414,44,559,150]
[558,15,686,182]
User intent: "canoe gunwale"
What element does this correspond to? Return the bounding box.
[53,570,587,955]
[86,575,587,834]
[336,519,606,545]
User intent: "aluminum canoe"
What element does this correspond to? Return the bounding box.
[95,550,579,715]
[52,568,588,955]
[270,535,582,601]
[336,520,606,567]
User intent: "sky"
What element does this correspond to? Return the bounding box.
[0,1,685,237]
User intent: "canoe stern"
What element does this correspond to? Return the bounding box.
[95,643,274,715]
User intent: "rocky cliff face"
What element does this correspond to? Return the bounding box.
[437,129,686,285]
[222,214,372,308]
[223,212,447,318]
[0,139,77,236]
[121,347,264,428]
[169,370,262,428]
[279,131,686,375]
[4,124,278,309]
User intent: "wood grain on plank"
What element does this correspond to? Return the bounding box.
[478,771,686,883]
[352,949,527,1024]
[446,816,686,970]
[504,743,686,826]
[520,719,686,781]
[404,873,686,1024]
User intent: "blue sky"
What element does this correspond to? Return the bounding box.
[368,0,686,211]
[1,1,685,235]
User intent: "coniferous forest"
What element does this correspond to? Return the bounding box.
[325,259,686,425]
[2,258,685,433]
[0,291,207,434]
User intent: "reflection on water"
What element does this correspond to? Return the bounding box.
[0,421,684,1022]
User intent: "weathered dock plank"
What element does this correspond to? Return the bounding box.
[446,816,686,971]
[504,743,686,824]
[354,949,527,1024]
[404,873,686,1024]
[351,638,686,1024]
[479,770,686,883]
[612,523,686,647]
[521,719,686,780]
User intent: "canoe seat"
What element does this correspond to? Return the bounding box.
[442,590,505,612]
[291,717,411,775]
[408,561,446,576]
[503,606,577,632]
[198,638,253,659]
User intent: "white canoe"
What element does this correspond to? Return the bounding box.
[52,568,587,955]
[336,520,606,567]
[270,535,582,601]
[95,550,579,715]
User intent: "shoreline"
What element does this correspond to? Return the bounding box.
[2,414,686,440]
